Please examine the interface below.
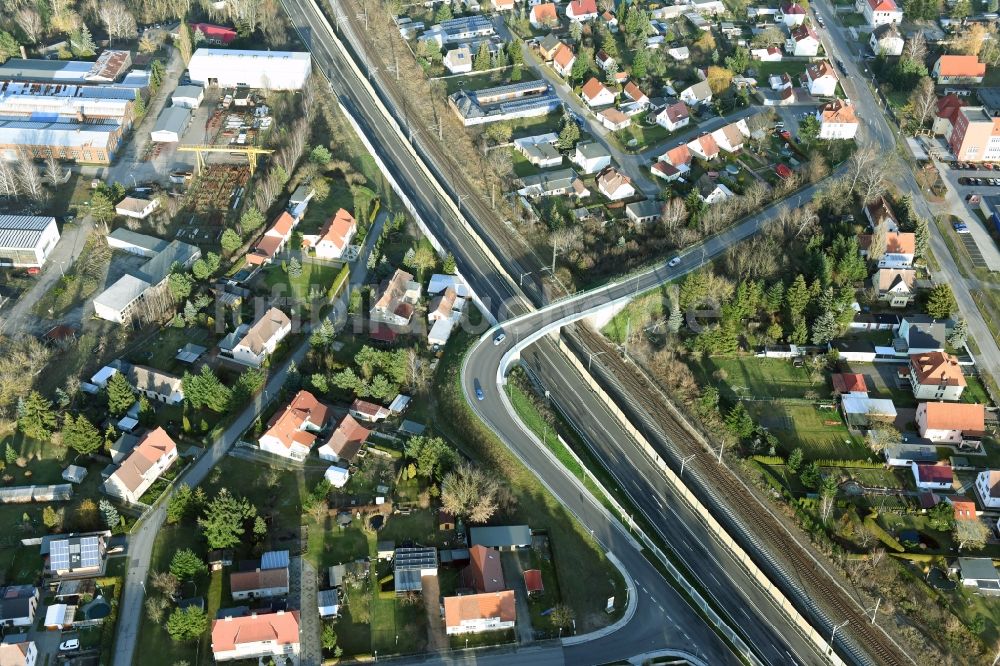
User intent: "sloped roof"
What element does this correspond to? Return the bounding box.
[910,351,966,388]
[832,373,867,394]
[865,0,899,11]
[936,55,986,78]
[915,462,953,484]
[553,44,575,69]
[531,3,558,21]
[807,60,838,82]
[129,365,182,397]
[980,471,1000,498]
[211,611,300,652]
[922,402,985,432]
[523,569,543,593]
[236,307,291,355]
[443,591,515,629]
[314,208,356,251]
[322,414,370,461]
[229,567,288,594]
[623,80,646,102]
[262,390,330,451]
[581,77,612,102]
[821,98,857,124]
[567,0,597,14]
[877,267,915,292]
[464,545,505,593]
[790,24,818,42]
[109,427,176,494]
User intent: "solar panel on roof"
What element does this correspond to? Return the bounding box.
[49,540,69,571]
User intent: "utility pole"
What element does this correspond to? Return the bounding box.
[828,620,848,656]
[680,453,696,477]
[867,598,881,625]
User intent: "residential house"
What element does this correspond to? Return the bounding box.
[350,398,391,422]
[654,99,690,131]
[855,0,902,27]
[317,414,371,463]
[552,44,576,77]
[976,470,1000,509]
[596,166,635,201]
[538,34,562,61]
[115,197,159,220]
[751,47,783,62]
[0,642,36,666]
[865,196,899,231]
[302,208,357,260]
[515,134,562,168]
[680,80,713,105]
[659,144,692,173]
[626,200,662,226]
[908,352,966,401]
[573,141,612,174]
[688,133,720,160]
[841,394,896,427]
[530,3,559,28]
[226,307,292,368]
[817,99,858,140]
[598,107,631,131]
[581,78,616,107]
[601,10,618,31]
[0,586,38,627]
[211,611,300,662]
[371,269,421,327]
[524,570,544,595]
[876,267,916,308]
[896,316,947,355]
[623,81,649,108]
[804,61,839,97]
[933,56,986,85]
[470,525,531,549]
[697,177,734,204]
[516,169,590,198]
[949,496,977,521]
[127,365,184,405]
[565,0,598,21]
[596,50,616,73]
[869,23,904,56]
[651,161,681,181]
[910,462,954,491]
[428,287,464,323]
[690,0,726,14]
[858,231,916,268]
[770,73,793,91]
[494,0,516,10]
[444,591,516,635]
[258,390,330,461]
[230,567,290,600]
[916,402,985,444]
[104,427,177,504]
[933,94,965,137]
[831,373,868,396]
[786,25,820,57]
[462,545,505,593]
[46,533,107,577]
[246,212,296,267]
[668,46,691,61]
[779,1,807,26]
[443,46,472,75]
[712,122,748,153]
[957,558,1000,596]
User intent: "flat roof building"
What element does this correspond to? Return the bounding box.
[171,85,204,109]
[0,50,132,83]
[187,49,312,90]
[0,117,123,164]
[0,215,59,268]
[95,237,200,324]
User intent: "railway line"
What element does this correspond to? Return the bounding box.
[566,324,913,666]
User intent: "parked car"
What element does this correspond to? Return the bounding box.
[954,222,970,234]
[59,639,79,652]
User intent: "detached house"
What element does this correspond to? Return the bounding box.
[911,462,954,491]
[908,352,966,401]
[712,122,748,153]
[226,307,292,368]
[565,0,598,21]
[350,398,391,422]
[805,61,839,97]
[865,196,899,231]
[581,78,616,107]
[856,0,902,28]
[303,208,357,260]
[128,365,184,405]
[258,390,330,460]
[975,470,1000,509]
[680,80,713,105]
[859,231,916,268]
[752,46,783,62]
[817,99,859,140]
[444,591,516,635]
[622,81,649,110]
[0,642,36,666]
[876,267,916,307]
[0,585,38,628]
[598,107,631,131]
[870,23,904,56]
[104,427,178,504]
[318,414,371,463]
[786,25,820,57]
[659,144,692,174]
[371,269,421,327]
[596,166,635,201]
[212,611,300,662]
[596,50,616,73]
[688,133,720,160]
[916,402,985,444]
[654,99,690,131]
[697,177,734,204]
[779,1,807,26]
[462,545,505,593]
[552,43,576,77]
[530,3,558,28]
[246,212,296,267]
[933,56,986,85]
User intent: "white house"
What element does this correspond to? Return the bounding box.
[0,215,59,269]
[976,470,1000,509]
[0,641,36,666]
[860,231,915,269]
[697,178,734,204]
[370,269,421,327]
[443,46,473,74]
[573,141,612,174]
[128,365,184,405]
[0,585,39,628]
[654,100,690,131]
[779,1,807,26]
[303,208,357,260]
[529,3,558,28]
[104,427,178,504]
[817,99,859,140]
[712,121,748,153]
[688,133,720,160]
[114,197,159,220]
[910,462,954,491]
[623,81,648,108]
[786,25,820,57]
[596,166,635,201]
[598,107,631,131]
[855,0,902,28]
[565,0,598,22]
[551,43,576,78]
[581,78,616,107]
[212,611,300,662]
[317,414,370,463]
[916,402,985,444]
[869,23,904,56]
[444,591,516,635]
[805,61,839,97]
[752,47,783,62]
[227,307,292,368]
[680,80,713,105]
[259,390,330,461]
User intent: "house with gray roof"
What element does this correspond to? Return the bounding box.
[516,169,590,199]
[469,525,531,550]
[150,106,191,143]
[0,215,59,268]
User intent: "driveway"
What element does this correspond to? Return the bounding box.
[289,556,320,665]
[421,574,447,652]
[500,552,534,644]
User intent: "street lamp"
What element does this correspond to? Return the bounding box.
[519,271,533,287]
[680,453,696,477]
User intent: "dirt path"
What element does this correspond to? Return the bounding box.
[422,574,447,651]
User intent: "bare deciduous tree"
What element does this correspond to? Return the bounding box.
[98,1,137,44]
[908,77,937,128]
[902,32,926,65]
[43,155,70,187]
[660,197,687,232]
[441,463,502,523]
[0,160,19,198]
[15,153,46,203]
[15,8,42,43]
[226,0,264,33]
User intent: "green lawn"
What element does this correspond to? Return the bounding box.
[513,149,545,178]
[442,69,539,95]
[123,326,216,376]
[753,61,808,80]
[617,120,673,152]
[746,402,868,460]
[31,234,111,319]
[602,287,671,344]
[689,356,833,401]
[262,260,343,302]
[297,178,356,235]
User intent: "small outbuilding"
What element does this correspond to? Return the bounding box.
[171,85,205,109]
[150,107,192,143]
[318,588,340,617]
[62,465,87,484]
[324,465,350,489]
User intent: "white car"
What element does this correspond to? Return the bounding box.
[668,257,682,268]
[493,332,507,346]
[59,639,79,652]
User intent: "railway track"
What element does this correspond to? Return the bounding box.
[567,324,913,666]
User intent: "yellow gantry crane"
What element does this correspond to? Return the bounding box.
[177,145,275,176]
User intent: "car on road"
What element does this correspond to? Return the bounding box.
[835,58,847,74]
[668,257,681,268]
[960,177,971,184]
[816,15,825,27]
[493,332,506,346]
[59,639,79,652]
[474,379,484,401]
[954,222,970,234]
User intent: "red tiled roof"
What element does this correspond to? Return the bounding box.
[922,402,985,433]
[916,463,954,484]
[463,545,505,593]
[581,77,611,102]
[323,414,370,461]
[262,390,329,451]
[832,373,867,394]
[865,0,899,11]
[950,497,977,520]
[191,23,238,44]
[523,569,544,593]
[553,44,575,69]
[211,611,299,653]
[531,3,558,22]
[781,1,806,13]
[444,591,515,629]
[910,352,966,388]
[567,0,597,15]
[624,80,646,102]
[936,55,986,78]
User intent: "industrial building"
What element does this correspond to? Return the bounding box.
[0,118,124,164]
[150,106,192,143]
[0,215,59,268]
[187,49,312,90]
[171,85,204,109]
[0,50,133,84]
[0,81,137,125]
[449,80,559,126]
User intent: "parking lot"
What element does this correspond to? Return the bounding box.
[934,160,1000,271]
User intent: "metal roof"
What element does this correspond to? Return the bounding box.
[134,239,199,285]
[0,59,92,82]
[108,228,168,253]
[393,547,438,572]
[93,274,149,312]
[261,550,290,570]
[0,118,119,148]
[0,215,55,250]
[190,48,312,64]
[469,525,531,548]
[152,106,191,136]
[172,85,204,100]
